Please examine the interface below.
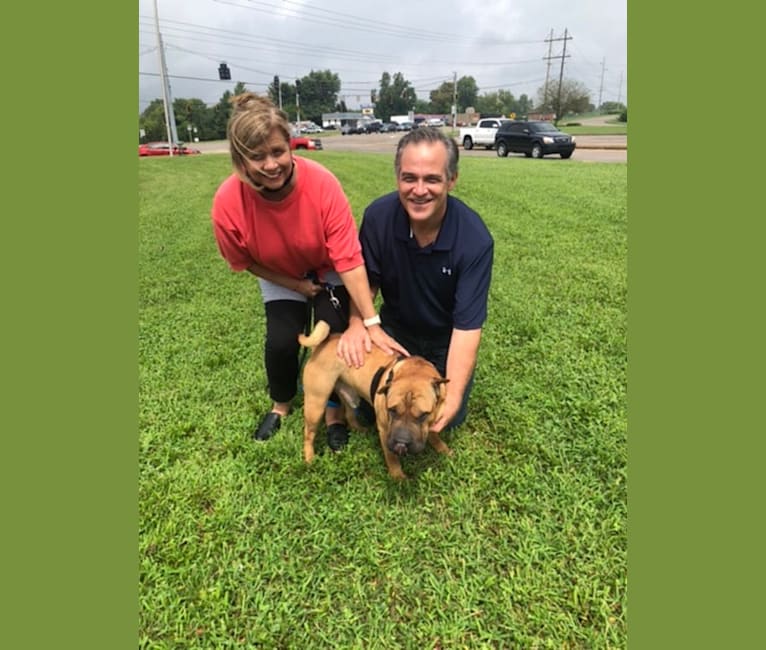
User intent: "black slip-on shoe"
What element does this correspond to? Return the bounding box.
[253,411,282,441]
[326,423,350,452]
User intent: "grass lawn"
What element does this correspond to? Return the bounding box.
[139,151,627,648]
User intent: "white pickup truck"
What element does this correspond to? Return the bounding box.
[459,117,513,150]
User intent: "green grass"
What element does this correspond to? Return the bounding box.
[555,125,627,136]
[139,151,627,648]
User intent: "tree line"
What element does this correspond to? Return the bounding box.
[139,70,625,143]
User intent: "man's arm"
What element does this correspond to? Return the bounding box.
[431,327,483,433]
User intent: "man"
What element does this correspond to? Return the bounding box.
[339,127,494,432]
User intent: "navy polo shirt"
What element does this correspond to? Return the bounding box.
[359,192,494,338]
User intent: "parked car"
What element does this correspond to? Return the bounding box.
[459,118,513,150]
[341,124,366,135]
[300,124,323,134]
[494,120,576,159]
[380,122,399,133]
[290,135,323,150]
[396,121,415,131]
[364,121,383,133]
[138,142,201,157]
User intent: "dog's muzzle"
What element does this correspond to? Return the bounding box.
[388,425,427,456]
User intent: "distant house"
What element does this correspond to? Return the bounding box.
[321,112,366,128]
[527,112,556,122]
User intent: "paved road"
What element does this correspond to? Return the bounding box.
[196,133,627,163]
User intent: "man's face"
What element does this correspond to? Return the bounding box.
[396,142,456,224]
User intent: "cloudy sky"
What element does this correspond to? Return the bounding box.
[138,0,627,114]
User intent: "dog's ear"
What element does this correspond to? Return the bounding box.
[432,377,449,400]
[377,366,396,396]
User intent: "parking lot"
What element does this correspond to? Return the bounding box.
[195,133,627,163]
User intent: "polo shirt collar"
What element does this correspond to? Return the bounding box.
[394,196,458,251]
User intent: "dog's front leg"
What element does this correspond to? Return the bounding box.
[428,431,453,457]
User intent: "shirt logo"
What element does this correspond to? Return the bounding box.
[441,266,452,276]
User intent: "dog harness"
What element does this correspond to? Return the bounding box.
[369,356,405,398]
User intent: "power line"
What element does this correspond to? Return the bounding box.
[138,19,544,70]
[212,0,543,46]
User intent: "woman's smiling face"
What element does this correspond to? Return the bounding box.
[242,129,294,192]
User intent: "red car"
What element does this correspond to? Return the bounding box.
[139,142,202,157]
[290,136,322,151]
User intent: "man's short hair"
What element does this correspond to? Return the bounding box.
[394,127,459,181]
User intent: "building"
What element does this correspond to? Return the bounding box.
[321,111,365,129]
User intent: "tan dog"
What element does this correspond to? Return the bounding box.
[299,320,451,479]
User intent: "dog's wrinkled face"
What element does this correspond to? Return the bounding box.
[375,358,448,456]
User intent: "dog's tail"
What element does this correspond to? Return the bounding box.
[298,319,331,348]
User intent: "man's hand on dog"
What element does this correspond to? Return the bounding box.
[337,320,409,368]
[430,391,461,433]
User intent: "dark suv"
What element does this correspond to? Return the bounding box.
[494,120,576,159]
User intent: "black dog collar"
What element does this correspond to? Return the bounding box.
[369,356,405,398]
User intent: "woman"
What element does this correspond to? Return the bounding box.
[211,92,404,449]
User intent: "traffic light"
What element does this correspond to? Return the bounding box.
[273,75,280,89]
[295,79,301,92]
[218,63,231,80]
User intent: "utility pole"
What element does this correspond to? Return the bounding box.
[452,71,457,130]
[542,28,572,124]
[598,57,607,110]
[555,28,572,124]
[543,29,554,109]
[153,0,178,154]
[295,78,301,125]
[617,71,624,105]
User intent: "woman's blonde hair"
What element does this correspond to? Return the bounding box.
[227,92,292,174]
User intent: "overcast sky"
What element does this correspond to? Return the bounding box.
[138,0,627,114]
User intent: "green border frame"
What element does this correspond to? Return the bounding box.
[629,3,760,648]
[4,4,136,647]
[6,2,758,648]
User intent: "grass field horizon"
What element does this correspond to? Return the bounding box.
[139,151,627,647]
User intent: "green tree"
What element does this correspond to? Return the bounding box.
[208,82,248,139]
[516,93,534,116]
[285,70,341,124]
[173,98,209,142]
[474,90,518,117]
[535,78,591,123]
[139,99,168,142]
[429,81,454,114]
[375,72,417,121]
[600,101,627,114]
[429,76,478,114]
[414,98,431,114]
[456,76,478,112]
[209,91,232,140]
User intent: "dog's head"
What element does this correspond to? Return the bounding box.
[374,357,449,456]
